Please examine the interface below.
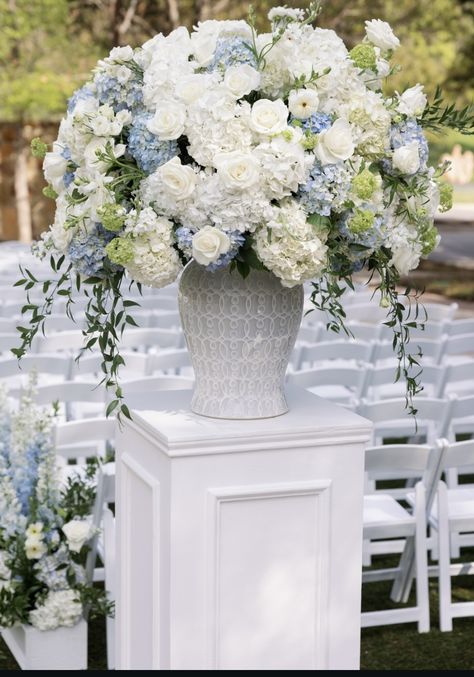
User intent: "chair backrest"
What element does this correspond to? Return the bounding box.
[357,397,452,444]
[296,324,321,344]
[365,442,443,487]
[297,339,374,369]
[54,416,116,460]
[439,360,474,397]
[69,350,148,379]
[363,363,445,400]
[447,319,474,337]
[440,438,474,473]
[119,327,182,351]
[33,330,85,354]
[344,303,388,325]
[373,337,445,364]
[145,349,192,376]
[423,302,458,323]
[149,311,181,329]
[287,364,367,397]
[379,321,445,341]
[120,375,194,397]
[0,333,21,354]
[86,461,116,584]
[443,334,474,360]
[444,395,474,440]
[0,353,72,379]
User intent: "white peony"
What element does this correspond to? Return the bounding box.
[158,157,197,199]
[214,150,260,191]
[250,99,289,135]
[192,226,231,266]
[365,19,400,51]
[315,119,355,165]
[397,84,427,117]
[288,88,319,119]
[62,519,92,553]
[223,65,261,99]
[146,102,186,140]
[392,141,420,175]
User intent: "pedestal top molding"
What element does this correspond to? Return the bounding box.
[123,386,372,457]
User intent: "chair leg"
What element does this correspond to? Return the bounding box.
[414,484,430,633]
[106,616,115,670]
[390,537,415,603]
[437,482,453,632]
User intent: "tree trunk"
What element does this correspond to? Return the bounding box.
[14,125,32,243]
[194,0,212,23]
[166,0,180,29]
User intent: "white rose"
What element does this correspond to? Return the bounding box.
[43,145,68,192]
[223,65,261,99]
[159,157,197,199]
[390,244,421,275]
[397,84,427,117]
[147,103,186,140]
[392,141,420,175]
[365,19,400,51]
[250,99,289,135]
[175,74,211,104]
[315,119,355,165]
[192,226,231,266]
[109,45,134,61]
[288,89,320,119]
[62,519,92,553]
[214,150,260,191]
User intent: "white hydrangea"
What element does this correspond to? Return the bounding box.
[254,129,313,198]
[254,200,328,286]
[337,88,391,157]
[29,589,83,631]
[123,209,182,288]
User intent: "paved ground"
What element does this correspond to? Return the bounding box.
[432,207,474,269]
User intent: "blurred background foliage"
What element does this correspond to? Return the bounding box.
[0,0,472,241]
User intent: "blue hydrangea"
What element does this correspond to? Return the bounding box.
[291,112,332,134]
[94,73,143,112]
[338,210,385,250]
[127,114,178,174]
[176,227,245,271]
[387,118,429,171]
[297,161,352,216]
[208,36,257,72]
[67,86,95,114]
[68,224,118,278]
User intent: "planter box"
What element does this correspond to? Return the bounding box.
[1,619,87,670]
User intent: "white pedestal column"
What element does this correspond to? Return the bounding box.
[115,387,371,670]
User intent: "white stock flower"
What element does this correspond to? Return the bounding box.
[250,99,289,135]
[365,19,400,51]
[223,65,261,99]
[392,141,420,175]
[158,157,197,199]
[109,45,134,61]
[147,102,186,140]
[397,84,427,117]
[288,89,319,119]
[62,519,92,553]
[214,150,260,191]
[192,226,231,266]
[315,119,355,165]
[268,7,304,22]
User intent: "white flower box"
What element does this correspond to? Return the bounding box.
[1,619,87,670]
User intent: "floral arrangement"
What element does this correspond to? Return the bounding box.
[0,381,111,630]
[20,3,473,417]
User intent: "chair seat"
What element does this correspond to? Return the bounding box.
[363,494,415,539]
[428,487,474,531]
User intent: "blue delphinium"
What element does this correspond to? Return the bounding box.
[208,37,258,72]
[127,113,178,174]
[94,73,143,112]
[388,118,429,169]
[63,171,75,188]
[67,86,95,114]
[291,112,332,134]
[68,224,118,277]
[297,161,352,216]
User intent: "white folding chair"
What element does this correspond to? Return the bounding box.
[145,349,192,376]
[373,337,445,366]
[120,375,194,398]
[0,333,20,354]
[362,442,443,632]
[119,327,183,352]
[287,364,367,407]
[33,330,86,354]
[0,354,72,387]
[423,302,458,323]
[439,360,474,398]
[344,303,388,325]
[446,319,474,337]
[319,321,382,343]
[430,440,474,631]
[442,334,474,364]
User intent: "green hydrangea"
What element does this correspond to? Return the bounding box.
[420,224,439,256]
[347,209,375,234]
[302,132,318,150]
[42,185,57,200]
[352,168,379,200]
[439,182,453,213]
[349,44,377,72]
[97,203,127,232]
[31,137,48,159]
[105,237,134,266]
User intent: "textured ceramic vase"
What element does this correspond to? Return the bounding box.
[178,261,304,419]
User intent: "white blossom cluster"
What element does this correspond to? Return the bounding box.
[29,589,83,631]
[40,6,447,288]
